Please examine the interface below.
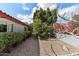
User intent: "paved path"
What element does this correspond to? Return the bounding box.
[7,37,40,56]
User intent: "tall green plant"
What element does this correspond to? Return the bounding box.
[33,8,57,39]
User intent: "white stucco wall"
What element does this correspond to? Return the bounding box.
[0,17,28,32]
[13,24,28,32]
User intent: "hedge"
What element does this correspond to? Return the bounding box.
[0,31,31,52]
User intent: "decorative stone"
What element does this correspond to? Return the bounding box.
[62,45,69,52]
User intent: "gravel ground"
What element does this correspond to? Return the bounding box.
[1,37,79,56]
[39,38,79,56]
[6,37,40,56]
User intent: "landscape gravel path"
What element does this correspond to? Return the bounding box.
[7,37,40,56]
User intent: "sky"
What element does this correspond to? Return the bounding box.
[0,3,79,24]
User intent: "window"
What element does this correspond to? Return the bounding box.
[11,24,13,32]
[24,27,27,31]
[0,24,7,32]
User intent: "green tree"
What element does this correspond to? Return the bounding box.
[33,8,57,39]
[32,19,42,37]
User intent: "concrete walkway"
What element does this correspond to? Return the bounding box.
[56,33,79,48]
[7,37,40,56]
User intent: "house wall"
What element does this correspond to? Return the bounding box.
[0,17,28,32]
[13,24,28,32]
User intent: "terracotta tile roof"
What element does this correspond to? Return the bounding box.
[53,23,65,31]
[0,11,31,28]
[53,23,73,32]
[65,25,73,32]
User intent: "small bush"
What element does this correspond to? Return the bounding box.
[0,31,31,52]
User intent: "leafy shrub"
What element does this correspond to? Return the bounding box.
[0,31,31,52]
